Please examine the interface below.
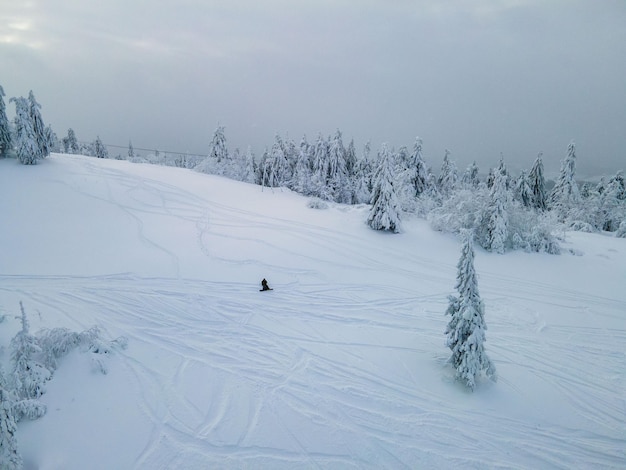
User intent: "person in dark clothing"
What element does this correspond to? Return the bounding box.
[260,278,272,291]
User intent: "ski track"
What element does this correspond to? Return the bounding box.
[3,157,625,469]
[3,272,624,469]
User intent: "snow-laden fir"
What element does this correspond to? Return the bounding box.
[0,154,624,469]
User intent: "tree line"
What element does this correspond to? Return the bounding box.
[1,87,624,251]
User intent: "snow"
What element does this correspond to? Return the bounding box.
[1,154,624,469]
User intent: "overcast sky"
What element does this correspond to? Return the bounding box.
[2,0,625,176]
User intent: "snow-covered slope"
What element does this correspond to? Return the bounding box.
[1,154,624,469]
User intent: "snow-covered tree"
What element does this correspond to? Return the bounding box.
[345,139,358,178]
[407,138,430,197]
[260,134,291,188]
[353,155,373,204]
[461,161,480,189]
[550,142,580,219]
[209,125,228,164]
[62,128,80,155]
[239,146,256,184]
[528,152,547,211]
[482,168,509,254]
[327,129,350,203]
[437,149,458,196]
[291,137,314,195]
[0,85,12,158]
[10,97,40,164]
[514,170,533,208]
[367,143,402,233]
[310,133,332,200]
[10,303,50,400]
[598,171,626,232]
[128,141,135,159]
[28,91,50,159]
[0,386,22,470]
[445,231,496,391]
[93,136,108,158]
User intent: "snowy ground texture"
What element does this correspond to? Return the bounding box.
[1,154,624,469]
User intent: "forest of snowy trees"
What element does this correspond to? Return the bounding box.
[1,86,625,252]
[185,126,625,251]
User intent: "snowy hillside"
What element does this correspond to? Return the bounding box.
[1,154,624,469]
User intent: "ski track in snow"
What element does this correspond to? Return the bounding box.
[2,156,625,469]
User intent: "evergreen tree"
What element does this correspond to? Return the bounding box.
[128,140,135,159]
[345,139,358,178]
[93,136,108,158]
[209,125,228,164]
[528,152,547,211]
[599,171,626,232]
[550,142,580,218]
[437,149,458,196]
[311,133,332,200]
[367,143,402,233]
[11,303,50,400]
[10,97,41,165]
[461,161,480,189]
[28,91,50,159]
[267,134,291,187]
[292,136,314,195]
[328,129,350,203]
[407,137,430,197]
[241,146,257,184]
[445,231,496,391]
[0,85,12,158]
[62,128,80,154]
[0,386,22,470]
[353,155,373,204]
[483,168,509,254]
[514,170,533,208]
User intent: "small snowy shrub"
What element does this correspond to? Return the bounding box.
[307,198,329,210]
[428,188,488,234]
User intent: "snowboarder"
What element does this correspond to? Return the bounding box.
[260,278,272,291]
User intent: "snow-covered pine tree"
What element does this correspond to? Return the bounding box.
[311,133,332,200]
[528,152,547,211]
[93,136,108,158]
[0,385,22,470]
[345,139,358,178]
[437,149,458,197]
[240,146,257,184]
[445,230,496,390]
[328,129,350,203]
[292,136,314,195]
[352,155,373,204]
[62,128,80,155]
[598,171,626,232]
[28,91,50,159]
[461,161,480,189]
[550,142,581,219]
[209,125,228,164]
[0,85,12,158]
[270,134,291,187]
[128,140,135,159]
[10,97,41,165]
[10,303,50,400]
[515,170,533,208]
[483,167,509,254]
[407,137,430,197]
[367,143,402,233]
